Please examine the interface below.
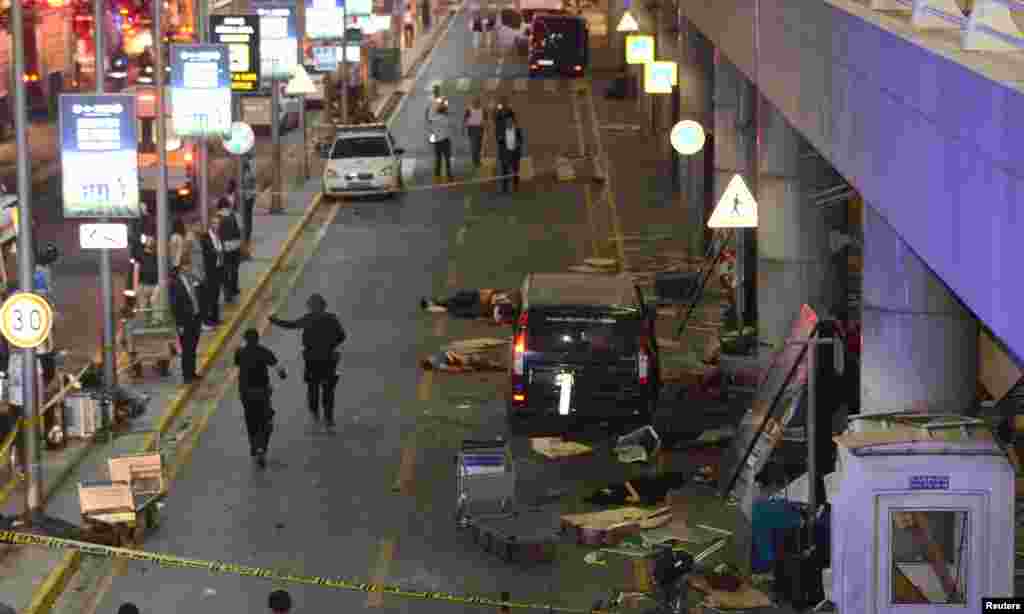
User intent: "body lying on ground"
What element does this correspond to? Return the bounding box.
[420,288,518,323]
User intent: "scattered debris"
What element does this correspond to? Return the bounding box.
[584,473,689,506]
[562,507,673,546]
[201,588,217,599]
[688,574,774,609]
[614,425,661,463]
[696,426,736,444]
[584,551,607,566]
[530,437,593,459]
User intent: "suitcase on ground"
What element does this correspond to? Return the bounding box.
[468,507,560,564]
[456,439,515,524]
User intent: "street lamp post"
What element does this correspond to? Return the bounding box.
[270,60,283,213]
[94,0,117,443]
[11,0,42,518]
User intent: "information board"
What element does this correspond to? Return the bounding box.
[210,15,261,92]
[170,44,233,136]
[59,94,141,219]
[256,5,299,79]
[312,46,338,71]
[718,304,819,498]
[306,0,346,39]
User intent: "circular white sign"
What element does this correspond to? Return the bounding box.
[222,122,256,156]
[670,120,706,156]
[0,292,54,349]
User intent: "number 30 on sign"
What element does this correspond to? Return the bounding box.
[0,292,54,349]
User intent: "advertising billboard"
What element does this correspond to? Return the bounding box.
[306,0,345,39]
[170,44,233,137]
[59,94,141,219]
[256,5,299,80]
[210,15,261,92]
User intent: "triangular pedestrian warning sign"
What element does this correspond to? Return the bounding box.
[616,11,639,32]
[708,174,758,228]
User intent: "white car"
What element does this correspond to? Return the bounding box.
[321,124,405,198]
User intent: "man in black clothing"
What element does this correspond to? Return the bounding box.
[493,97,515,151]
[235,328,285,467]
[218,200,243,302]
[199,217,225,327]
[269,294,346,430]
[168,266,203,383]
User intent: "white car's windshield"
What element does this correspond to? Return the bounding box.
[331,137,391,159]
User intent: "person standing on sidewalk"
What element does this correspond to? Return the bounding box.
[241,154,257,260]
[428,99,456,181]
[498,114,524,193]
[235,328,285,468]
[218,198,243,303]
[133,237,163,324]
[470,11,483,48]
[269,294,346,432]
[199,218,225,329]
[169,265,203,383]
[464,97,485,169]
[403,4,416,48]
[170,218,191,269]
[493,97,515,152]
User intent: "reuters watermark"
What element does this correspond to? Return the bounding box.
[984,599,1024,611]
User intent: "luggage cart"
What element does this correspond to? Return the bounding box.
[455,439,515,527]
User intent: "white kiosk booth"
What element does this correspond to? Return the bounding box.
[830,414,1015,612]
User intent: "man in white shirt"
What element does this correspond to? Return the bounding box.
[428,100,456,180]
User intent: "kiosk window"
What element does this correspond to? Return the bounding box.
[890,510,968,605]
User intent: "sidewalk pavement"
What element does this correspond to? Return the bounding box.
[0,17,454,614]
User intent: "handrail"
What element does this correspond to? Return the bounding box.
[858,0,1024,52]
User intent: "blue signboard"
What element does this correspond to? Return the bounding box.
[59,94,140,219]
[312,46,338,72]
[255,5,299,80]
[909,475,950,490]
[170,44,233,136]
[306,0,346,39]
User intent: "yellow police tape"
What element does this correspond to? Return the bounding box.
[0,415,44,471]
[0,531,612,614]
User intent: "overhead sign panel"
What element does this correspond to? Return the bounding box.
[59,94,140,219]
[210,15,261,92]
[644,60,677,94]
[708,173,758,229]
[256,5,299,80]
[170,44,233,136]
[306,0,346,39]
[625,34,654,65]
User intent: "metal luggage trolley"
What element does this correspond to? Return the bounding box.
[456,439,515,527]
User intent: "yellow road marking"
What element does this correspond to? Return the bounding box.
[584,80,627,268]
[365,538,397,607]
[417,369,433,402]
[570,88,599,259]
[446,259,458,288]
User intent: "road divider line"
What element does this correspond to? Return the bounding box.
[583,81,627,268]
[365,538,397,607]
[569,88,599,259]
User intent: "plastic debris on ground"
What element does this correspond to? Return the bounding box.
[613,425,660,463]
[529,437,593,459]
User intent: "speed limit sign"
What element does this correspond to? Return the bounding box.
[0,292,54,349]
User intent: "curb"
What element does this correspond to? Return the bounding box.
[24,192,326,614]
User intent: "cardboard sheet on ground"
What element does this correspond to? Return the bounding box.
[561,507,669,531]
[530,437,593,458]
[688,574,774,609]
[443,338,510,353]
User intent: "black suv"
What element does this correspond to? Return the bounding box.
[507,273,660,425]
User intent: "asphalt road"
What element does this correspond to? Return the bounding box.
[83,7,663,614]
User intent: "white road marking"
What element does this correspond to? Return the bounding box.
[485,78,501,91]
[456,77,472,92]
[513,78,528,92]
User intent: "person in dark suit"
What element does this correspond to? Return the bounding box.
[235,328,285,468]
[168,265,203,383]
[199,218,225,328]
[497,114,524,193]
[493,97,515,152]
[269,294,347,431]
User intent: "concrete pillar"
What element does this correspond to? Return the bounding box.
[861,205,978,415]
[676,17,713,257]
[713,57,756,327]
[755,102,832,349]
